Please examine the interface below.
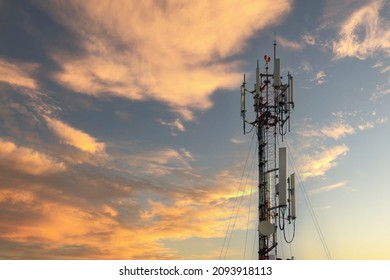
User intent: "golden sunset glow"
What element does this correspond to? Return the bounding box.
[1,0,390,260]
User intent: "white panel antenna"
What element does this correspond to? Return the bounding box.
[288,73,294,105]
[290,173,296,219]
[278,147,287,206]
[274,58,281,88]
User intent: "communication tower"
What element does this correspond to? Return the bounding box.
[240,41,296,260]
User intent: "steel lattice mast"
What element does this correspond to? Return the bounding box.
[240,41,297,260]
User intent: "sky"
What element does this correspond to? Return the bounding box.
[0,0,389,260]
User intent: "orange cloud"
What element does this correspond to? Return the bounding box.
[320,121,355,140]
[332,0,390,59]
[45,117,105,154]
[310,181,348,194]
[0,58,38,89]
[158,118,186,136]
[0,189,35,204]
[277,35,304,51]
[0,186,168,259]
[0,138,66,175]
[299,144,349,181]
[0,172,255,259]
[297,119,355,140]
[127,147,194,176]
[38,0,292,120]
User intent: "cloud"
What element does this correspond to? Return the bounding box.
[297,118,356,140]
[319,121,355,139]
[0,188,129,259]
[127,147,194,177]
[301,60,313,73]
[332,0,390,59]
[371,83,390,100]
[0,58,39,89]
[357,122,375,131]
[298,112,388,144]
[114,110,132,122]
[180,148,195,161]
[37,0,293,120]
[230,138,246,144]
[380,66,390,73]
[137,169,256,246]
[310,181,347,194]
[0,161,254,259]
[299,144,349,181]
[311,71,327,84]
[45,117,105,154]
[0,138,66,175]
[139,189,251,242]
[277,35,304,51]
[373,61,383,68]
[158,118,185,135]
[302,33,316,45]
[372,60,390,74]
[376,117,388,124]
[293,117,360,180]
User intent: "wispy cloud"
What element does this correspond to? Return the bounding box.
[230,138,246,144]
[300,60,313,73]
[158,118,186,136]
[302,33,316,45]
[38,0,292,120]
[320,121,355,140]
[45,117,105,154]
[0,138,66,175]
[371,83,390,100]
[0,58,39,89]
[0,157,253,259]
[311,71,327,84]
[357,122,375,131]
[299,144,349,181]
[310,181,347,194]
[293,116,366,180]
[373,61,383,68]
[372,60,390,73]
[380,66,390,74]
[332,0,390,59]
[297,119,355,140]
[180,148,195,161]
[126,147,194,177]
[298,112,388,143]
[277,35,305,51]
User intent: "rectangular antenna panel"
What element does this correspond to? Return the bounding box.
[240,84,245,116]
[279,147,287,206]
[284,90,289,112]
[287,75,291,111]
[289,75,294,104]
[290,173,296,218]
[274,58,281,88]
[287,75,291,103]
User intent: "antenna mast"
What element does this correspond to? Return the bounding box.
[240,42,296,260]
